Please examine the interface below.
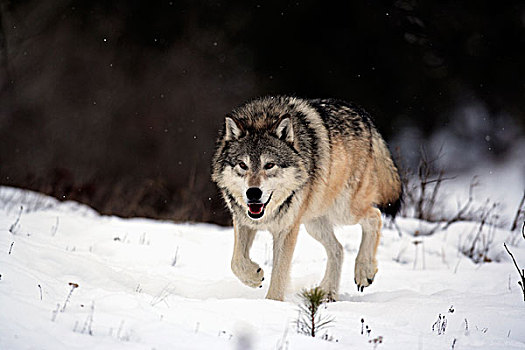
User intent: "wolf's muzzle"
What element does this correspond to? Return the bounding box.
[247,191,272,220]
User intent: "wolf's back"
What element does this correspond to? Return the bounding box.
[309,97,402,218]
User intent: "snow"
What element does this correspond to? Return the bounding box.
[1,186,524,349]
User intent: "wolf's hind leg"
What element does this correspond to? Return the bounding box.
[355,207,382,292]
[305,216,343,301]
[231,222,265,288]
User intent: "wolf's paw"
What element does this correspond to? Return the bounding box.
[324,290,338,302]
[319,284,338,302]
[231,259,265,288]
[354,258,377,292]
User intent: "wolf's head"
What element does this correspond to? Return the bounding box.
[212,113,307,222]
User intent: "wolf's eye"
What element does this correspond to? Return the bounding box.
[264,162,275,170]
[239,161,248,170]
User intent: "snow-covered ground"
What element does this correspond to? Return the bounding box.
[1,184,524,350]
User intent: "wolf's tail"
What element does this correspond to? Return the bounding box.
[372,131,403,218]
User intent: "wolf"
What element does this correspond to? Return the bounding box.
[212,96,402,301]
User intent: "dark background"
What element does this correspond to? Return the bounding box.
[1,0,524,224]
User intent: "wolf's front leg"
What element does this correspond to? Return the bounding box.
[355,207,382,292]
[305,216,343,301]
[231,221,264,288]
[266,224,300,301]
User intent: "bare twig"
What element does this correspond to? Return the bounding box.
[151,284,174,307]
[426,170,444,217]
[414,147,454,221]
[440,177,478,231]
[9,206,23,234]
[60,282,79,312]
[504,223,525,301]
[401,147,462,223]
[503,242,525,302]
[50,216,59,236]
[421,175,457,186]
[81,301,95,335]
[414,150,430,220]
[171,246,179,266]
[393,220,404,237]
[412,177,479,237]
[51,303,60,322]
[510,192,525,232]
[461,201,499,263]
[432,313,447,335]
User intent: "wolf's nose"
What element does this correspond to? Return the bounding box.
[246,187,263,202]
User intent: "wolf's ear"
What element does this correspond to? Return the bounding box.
[275,116,294,143]
[224,116,243,141]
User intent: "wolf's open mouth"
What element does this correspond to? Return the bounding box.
[248,203,264,215]
[247,193,272,220]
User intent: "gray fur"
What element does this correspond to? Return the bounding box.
[212,95,402,301]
